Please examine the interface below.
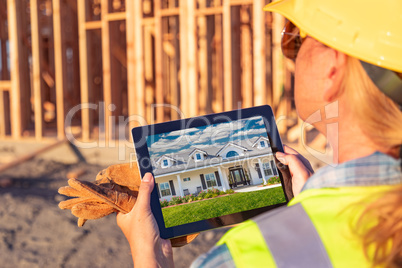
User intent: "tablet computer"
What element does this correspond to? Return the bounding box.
[132,105,292,239]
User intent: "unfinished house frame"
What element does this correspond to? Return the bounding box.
[0,0,297,144]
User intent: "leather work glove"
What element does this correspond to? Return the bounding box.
[58,163,198,247]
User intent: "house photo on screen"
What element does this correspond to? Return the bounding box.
[146,116,281,203]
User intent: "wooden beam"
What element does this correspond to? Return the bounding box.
[160,7,180,17]
[126,0,145,130]
[85,21,102,30]
[223,0,232,111]
[53,0,66,139]
[104,12,126,21]
[187,0,198,117]
[229,0,254,5]
[253,0,266,106]
[101,0,113,143]
[240,5,252,108]
[0,81,11,90]
[78,0,92,141]
[195,6,223,16]
[198,0,208,115]
[7,0,31,139]
[272,13,284,111]
[179,0,189,117]
[30,0,44,140]
[0,91,5,137]
[154,0,164,123]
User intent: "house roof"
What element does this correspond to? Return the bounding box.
[152,135,273,176]
[188,148,208,158]
[252,136,270,147]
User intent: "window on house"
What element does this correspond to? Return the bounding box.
[260,141,266,147]
[226,150,239,158]
[183,177,191,182]
[205,173,217,188]
[160,182,171,197]
[163,159,168,166]
[262,162,273,176]
[196,153,201,160]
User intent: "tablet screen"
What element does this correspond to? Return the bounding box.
[145,115,286,228]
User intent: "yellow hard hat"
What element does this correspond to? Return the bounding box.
[263,0,402,73]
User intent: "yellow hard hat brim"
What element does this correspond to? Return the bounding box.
[263,0,402,73]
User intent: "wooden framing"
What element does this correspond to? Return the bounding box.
[1,0,297,144]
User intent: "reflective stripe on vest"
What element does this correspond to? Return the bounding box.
[253,203,332,268]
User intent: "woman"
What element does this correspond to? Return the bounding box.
[117,0,402,267]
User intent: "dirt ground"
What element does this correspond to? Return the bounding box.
[0,158,228,268]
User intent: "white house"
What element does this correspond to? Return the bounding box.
[152,136,279,201]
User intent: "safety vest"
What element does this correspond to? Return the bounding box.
[217,185,393,268]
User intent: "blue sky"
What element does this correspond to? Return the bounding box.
[147,116,269,160]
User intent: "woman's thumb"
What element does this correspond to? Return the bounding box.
[135,173,155,210]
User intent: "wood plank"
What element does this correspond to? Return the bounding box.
[212,12,223,113]
[78,0,91,141]
[272,13,284,111]
[240,5,252,108]
[179,0,189,117]
[85,21,102,30]
[53,0,66,139]
[195,6,223,16]
[154,0,164,122]
[222,0,232,111]
[7,0,30,139]
[229,0,254,5]
[0,91,5,137]
[253,0,266,106]
[0,81,11,89]
[104,11,126,21]
[30,0,44,140]
[197,0,207,115]
[187,0,198,117]
[160,7,180,17]
[126,0,145,130]
[101,0,113,144]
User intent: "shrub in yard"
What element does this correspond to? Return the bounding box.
[267,176,281,185]
[225,189,234,194]
[198,191,207,199]
[183,194,194,203]
[170,196,183,205]
[160,199,169,208]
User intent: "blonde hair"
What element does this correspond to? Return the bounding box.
[356,185,402,268]
[341,57,402,150]
[342,56,402,267]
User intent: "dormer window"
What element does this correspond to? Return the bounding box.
[260,141,266,148]
[226,150,239,158]
[162,159,170,168]
[196,153,201,160]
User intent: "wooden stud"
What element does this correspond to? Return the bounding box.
[101,0,113,143]
[154,0,164,123]
[272,13,285,112]
[160,7,180,17]
[179,0,189,117]
[222,0,232,111]
[253,0,266,106]
[7,0,31,139]
[104,12,126,21]
[78,0,92,141]
[85,21,103,30]
[212,12,223,113]
[240,5,252,108]
[53,0,66,139]
[198,0,207,115]
[30,0,44,140]
[126,0,145,129]
[187,0,197,117]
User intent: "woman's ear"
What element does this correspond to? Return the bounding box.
[323,50,347,102]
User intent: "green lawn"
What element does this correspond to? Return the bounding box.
[162,186,286,228]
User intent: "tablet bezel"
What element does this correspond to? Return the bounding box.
[132,105,290,239]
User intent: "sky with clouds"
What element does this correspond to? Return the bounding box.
[147,116,269,161]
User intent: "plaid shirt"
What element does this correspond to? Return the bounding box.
[191,151,402,268]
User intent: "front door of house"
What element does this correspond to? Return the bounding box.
[229,166,246,186]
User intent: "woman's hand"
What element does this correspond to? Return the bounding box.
[276,145,314,196]
[116,173,174,268]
